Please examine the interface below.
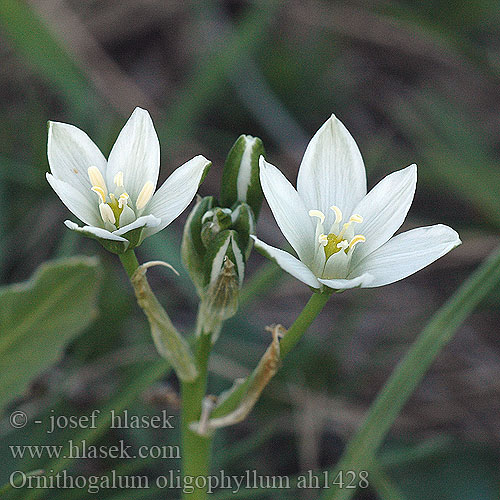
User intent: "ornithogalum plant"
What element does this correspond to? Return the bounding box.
[46,109,461,500]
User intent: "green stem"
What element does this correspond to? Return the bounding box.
[119,249,140,278]
[180,332,213,499]
[212,289,332,418]
[321,245,500,500]
[280,289,333,358]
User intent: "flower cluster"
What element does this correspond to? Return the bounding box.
[47,110,460,292]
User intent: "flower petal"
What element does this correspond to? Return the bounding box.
[64,220,128,242]
[252,236,320,288]
[349,224,461,288]
[350,164,417,267]
[259,157,315,263]
[114,214,161,236]
[318,273,373,290]
[143,155,211,238]
[107,107,160,201]
[297,115,367,223]
[47,121,107,196]
[47,173,101,226]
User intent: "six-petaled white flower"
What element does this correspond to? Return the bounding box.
[46,107,211,253]
[253,115,461,290]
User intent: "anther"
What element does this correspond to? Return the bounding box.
[136,181,155,210]
[99,203,116,224]
[318,233,328,246]
[88,166,108,198]
[91,186,106,204]
[118,193,129,208]
[330,205,343,224]
[309,210,325,224]
[350,214,363,224]
[114,171,124,188]
[349,235,366,250]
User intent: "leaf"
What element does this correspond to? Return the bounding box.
[0,257,101,410]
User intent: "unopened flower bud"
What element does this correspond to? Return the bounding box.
[182,198,254,297]
[197,230,245,340]
[181,196,215,293]
[220,135,265,218]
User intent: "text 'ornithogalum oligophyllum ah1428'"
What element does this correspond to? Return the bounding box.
[46,107,211,253]
[253,115,461,291]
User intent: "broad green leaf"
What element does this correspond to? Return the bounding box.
[0,257,101,410]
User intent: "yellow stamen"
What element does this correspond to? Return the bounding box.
[136,181,154,210]
[99,203,115,224]
[330,205,343,224]
[349,235,366,250]
[336,214,364,240]
[91,186,106,204]
[88,166,108,198]
[118,193,129,209]
[309,209,325,224]
[318,233,328,246]
[114,171,124,188]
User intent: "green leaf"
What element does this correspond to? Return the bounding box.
[0,257,101,410]
[321,244,500,500]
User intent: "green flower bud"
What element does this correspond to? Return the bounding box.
[181,196,215,293]
[182,198,255,295]
[200,207,233,248]
[220,135,265,218]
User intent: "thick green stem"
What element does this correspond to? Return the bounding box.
[212,289,332,418]
[180,332,213,499]
[119,249,140,278]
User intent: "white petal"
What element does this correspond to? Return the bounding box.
[252,236,320,288]
[259,157,315,263]
[350,224,461,288]
[47,121,107,196]
[350,164,417,267]
[114,214,161,236]
[143,155,211,238]
[64,220,128,242]
[47,173,101,226]
[106,107,160,201]
[297,115,367,223]
[318,273,373,290]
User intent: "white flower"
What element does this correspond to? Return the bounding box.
[46,107,211,253]
[253,115,461,290]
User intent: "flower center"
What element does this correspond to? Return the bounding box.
[309,207,365,257]
[309,206,366,278]
[87,167,154,228]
